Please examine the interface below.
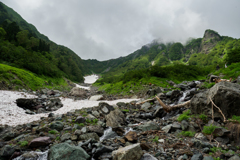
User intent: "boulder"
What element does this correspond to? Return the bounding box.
[78,133,99,141]
[141,102,151,111]
[112,143,143,160]
[69,87,87,97]
[49,121,64,131]
[61,133,72,142]
[16,98,38,109]
[0,145,15,157]
[99,102,115,115]
[106,109,126,128]
[29,137,51,147]
[87,126,104,136]
[75,116,86,123]
[190,82,240,120]
[140,153,158,160]
[89,95,103,101]
[48,143,90,160]
[135,121,160,131]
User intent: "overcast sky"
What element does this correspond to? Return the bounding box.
[1,0,240,61]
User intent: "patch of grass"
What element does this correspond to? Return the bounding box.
[202,82,215,89]
[151,136,159,143]
[18,141,28,147]
[179,131,195,137]
[48,130,59,134]
[202,125,219,135]
[199,114,208,122]
[229,115,240,123]
[121,109,129,112]
[86,118,98,125]
[177,109,191,122]
[55,136,60,141]
[77,123,84,127]
[12,79,23,85]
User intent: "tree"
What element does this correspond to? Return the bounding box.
[227,47,240,64]
[0,27,6,39]
[16,30,29,46]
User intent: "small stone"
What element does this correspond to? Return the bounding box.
[124,131,138,142]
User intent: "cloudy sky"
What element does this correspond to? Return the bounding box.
[2,0,240,61]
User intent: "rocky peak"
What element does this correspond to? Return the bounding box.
[200,29,221,54]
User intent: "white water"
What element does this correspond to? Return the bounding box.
[13,150,48,160]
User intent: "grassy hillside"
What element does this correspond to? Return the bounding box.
[0,2,89,82]
[0,63,71,91]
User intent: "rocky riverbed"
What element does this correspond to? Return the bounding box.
[1,78,240,160]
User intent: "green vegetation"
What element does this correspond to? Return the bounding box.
[121,109,130,112]
[179,131,195,137]
[86,118,98,125]
[199,114,208,122]
[48,130,59,134]
[229,115,240,123]
[18,141,28,147]
[151,136,159,143]
[177,110,191,122]
[201,82,215,89]
[202,125,219,135]
[0,63,70,91]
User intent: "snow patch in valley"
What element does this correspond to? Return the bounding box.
[0,90,138,126]
[84,74,98,84]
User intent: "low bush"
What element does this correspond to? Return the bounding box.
[177,110,191,122]
[202,125,219,135]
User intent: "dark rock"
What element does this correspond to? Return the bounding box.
[75,116,86,123]
[190,82,240,120]
[100,128,118,141]
[215,136,230,145]
[16,98,38,110]
[93,145,113,159]
[99,102,115,115]
[116,102,126,108]
[61,133,72,142]
[135,121,160,131]
[0,145,15,157]
[203,156,214,160]
[191,153,203,160]
[87,125,104,136]
[49,121,64,131]
[212,127,230,137]
[29,136,51,147]
[112,127,125,136]
[48,143,90,160]
[153,107,166,118]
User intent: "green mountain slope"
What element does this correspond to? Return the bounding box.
[0,2,92,82]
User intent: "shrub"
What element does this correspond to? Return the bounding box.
[177,110,191,122]
[202,125,219,135]
[77,123,84,127]
[18,141,28,147]
[179,131,195,137]
[229,115,240,123]
[151,136,159,143]
[199,114,208,122]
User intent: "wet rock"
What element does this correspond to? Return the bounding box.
[49,121,64,131]
[124,131,137,142]
[93,145,113,159]
[79,133,99,141]
[61,133,72,142]
[75,116,86,123]
[135,121,160,131]
[112,143,143,160]
[16,98,38,109]
[100,127,118,141]
[106,109,126,128]
[48,143,90,160]
[99,102,115,115]
[29,136,51,147]
[140,153,158,160]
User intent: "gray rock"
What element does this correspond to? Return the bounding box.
[172,122,181,130]
[190,82,240,120]
[229,155,240,160]
[61,133,72,142]
[0,145,15,157]
[116,102,126,108]
[140,153,158,160]
[191,153,203,160]
[203,157,214,160]
[141,102,151,110]
[166,91,173,97]
[162,124,172,133]
[69,87,87,97]
[215,136,229,145]
[181,120,189,131]
[89,95,103,101]
[237,76,240,84]
[49,121,64,131]
[92,111,100,117]
[135,121,160,131]
[112,143,143,160]
[41,94,47,99]
[87,125,104,136]
[106,109,126,128]
[93,145,113,159]
[79,133,99,141]
[99,102,115,115]
[48,143,90,160]
[75,116,86,123]
[100,127,118,141]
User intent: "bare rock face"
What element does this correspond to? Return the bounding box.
[190,82,240,120]
[69,87,87,97]
[200,29,221,54]
[106,109,126,128]
[112,143,143,160]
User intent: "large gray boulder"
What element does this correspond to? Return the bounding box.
[106,109,126,128]
[190,82,240,120]
[69,87,87,97]
[48,143,90,160]
[112,143,143,160]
